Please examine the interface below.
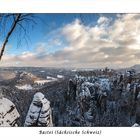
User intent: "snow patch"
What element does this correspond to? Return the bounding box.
[46,76,57,80]
[15,84,33,90]
[34,78,57,86]
[34,80,49,85]
[57,75,64,79]
[132,123,140,127]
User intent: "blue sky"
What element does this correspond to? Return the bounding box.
[6,13,115,54]
[6,14,94,52]
[1,13,140,68]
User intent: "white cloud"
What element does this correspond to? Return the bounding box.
[97,16,111,27]
[34,42,47,53]
[1,14,140,68]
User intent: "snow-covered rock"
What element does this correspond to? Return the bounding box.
[81,82,94,88]
[0,97,20,127]
[79,87,91,98]
[24,92,53,127]
[137,92,140,99]
[132,123,140,127]
[126,83,131,92]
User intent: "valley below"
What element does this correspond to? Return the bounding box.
[1,66,140,127]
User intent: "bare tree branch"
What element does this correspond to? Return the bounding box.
[0,13,37,61]
[0,14,22,61]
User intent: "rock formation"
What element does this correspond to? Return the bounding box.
[24,92,53,127]
[64,69,140,126]
[67,79,76,103]
[0,94,20,126]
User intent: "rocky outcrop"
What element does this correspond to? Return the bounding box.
[65,70,140,126]
[135,92,140,125]
[67,79,76,102]
[0,96,20,126]
[65,76,110,126]
[24,92,53,127]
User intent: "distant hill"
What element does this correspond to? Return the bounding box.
[0,71,16,81]
[130,64,140,72]
[115,64,140,73]
[17,71,41,84]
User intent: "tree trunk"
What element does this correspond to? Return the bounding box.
[0,14,21,61]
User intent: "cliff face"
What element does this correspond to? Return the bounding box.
[24,92,53,127]
[0,97,20,126]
